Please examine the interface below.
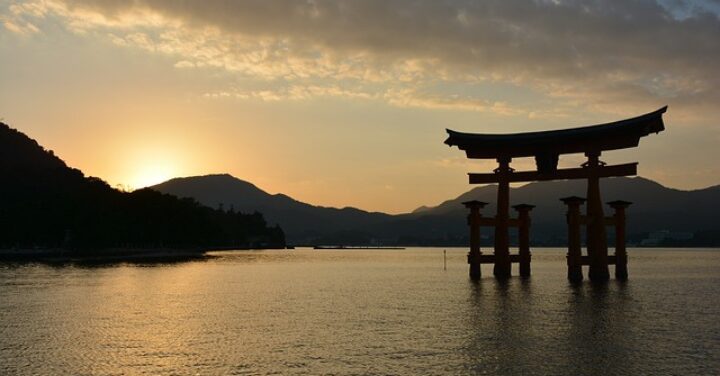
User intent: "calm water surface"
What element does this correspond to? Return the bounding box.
[1,248,718,375]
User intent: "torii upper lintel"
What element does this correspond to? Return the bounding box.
[445,106,666,173]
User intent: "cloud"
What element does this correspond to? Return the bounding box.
[2,18,39,34]
[4,0,720,119]
[384,88,526,115]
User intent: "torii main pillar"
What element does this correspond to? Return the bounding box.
[584,151,610,281]
[493,157,512,279]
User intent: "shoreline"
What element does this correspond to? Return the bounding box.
[2,246,715,264]
[0,248,209,263]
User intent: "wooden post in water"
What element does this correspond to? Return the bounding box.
[463,200,487,280]
[608,200,631,281]
[494,157,513,279]
[584,152,610,281]
[513,204,535,278]
[562,196,586,282]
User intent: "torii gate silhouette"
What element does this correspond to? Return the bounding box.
[445,106,667,282]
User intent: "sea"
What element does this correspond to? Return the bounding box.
[1,248,718,375]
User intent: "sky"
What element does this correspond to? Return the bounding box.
[1,0,719,214]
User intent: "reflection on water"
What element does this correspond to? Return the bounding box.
[0,248,718,375]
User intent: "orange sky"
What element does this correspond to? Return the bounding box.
[2,1,719,213]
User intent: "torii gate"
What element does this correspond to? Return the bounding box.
[445,106,667,282]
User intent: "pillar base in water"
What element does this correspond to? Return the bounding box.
[616,264,628,281]
[468,251,482,280]
[588,266,610,282]
[493,262,512,279]
[520,262,531,278]
[469,263,481,280]
[568,267,583,282]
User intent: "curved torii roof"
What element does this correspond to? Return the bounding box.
[445,106,667,160]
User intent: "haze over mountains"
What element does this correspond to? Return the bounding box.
[152,174,720,246]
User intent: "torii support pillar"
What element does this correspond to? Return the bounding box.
[562,196,585,282]
[513,204,535,278]
[493,157,513,279]
[584,152,610,281]
[609,200,632,281]
[463,200,487,280]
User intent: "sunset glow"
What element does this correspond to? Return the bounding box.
[130,164,176,190]
[2,0,719,213]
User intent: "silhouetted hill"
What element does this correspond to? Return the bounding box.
[153,174,720,246]
[0,122,285,252]
[152,174,391,244]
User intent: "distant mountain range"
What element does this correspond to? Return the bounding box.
[152,174,720,246]
[152,175,392,244]
[7,116,716,252]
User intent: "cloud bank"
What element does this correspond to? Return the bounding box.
[4,0,719,120]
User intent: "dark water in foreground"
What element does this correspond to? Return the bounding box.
[1,248,718,375]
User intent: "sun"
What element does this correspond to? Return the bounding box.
[130,164,177,190]
[119,141,188,191]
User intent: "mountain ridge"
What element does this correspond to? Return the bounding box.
[152,174,392,243]
[151,173,720,246]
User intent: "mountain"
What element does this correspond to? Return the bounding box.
[152,174,720,246]
[152,174,392,244]
[0,122,285,252]
[392,177,720,245]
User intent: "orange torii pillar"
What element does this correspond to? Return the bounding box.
[562,196,586,282]
[584,152,610,281]
[463,200,487,280]
[493,157,513,279]
[513,204,535,278]
[608,200,631,281]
